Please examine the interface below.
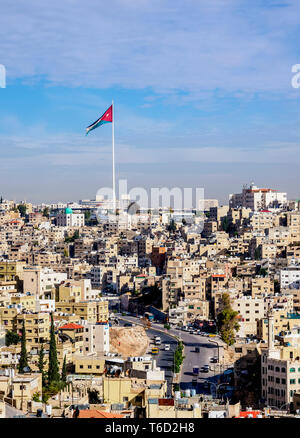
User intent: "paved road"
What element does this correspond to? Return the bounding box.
[118,318,177,396]
[117,315,225,396]
[4,403,26,418]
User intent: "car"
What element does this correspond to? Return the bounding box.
[200,367,209,373]
[209,357,217,363]
[164,344,170,351]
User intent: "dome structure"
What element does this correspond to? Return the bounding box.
[65,207,73,214]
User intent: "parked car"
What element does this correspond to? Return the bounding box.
[164,344,170,351]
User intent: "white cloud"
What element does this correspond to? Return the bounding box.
[0,0,300,96]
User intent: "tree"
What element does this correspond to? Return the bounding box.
[17,204,27,217]
[174,341,184,373]
[222,216,230,232]
[5,330,21,346]
[18,320,28,372]
[42,207,50,218]
[84,210,92,224]
[167,219,176,233]
[61,355,67,386]
[38,344,46,386]
[48,313,60,384]
[64,229,80,243]
[217,293,240,346]
[254,247,260,260]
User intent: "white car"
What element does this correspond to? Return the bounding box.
[164,344,170,351]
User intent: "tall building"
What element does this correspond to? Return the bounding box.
[229,183,287,211]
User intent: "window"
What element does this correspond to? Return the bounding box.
[290,368,296,372]
[290,379,296,384]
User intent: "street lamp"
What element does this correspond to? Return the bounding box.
[208,339,222,363]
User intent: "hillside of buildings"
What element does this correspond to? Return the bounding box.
[1,183,300,417]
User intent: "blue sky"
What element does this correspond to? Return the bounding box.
[1,0,300,203]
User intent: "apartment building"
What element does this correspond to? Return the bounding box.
[280,267,300,290]
[23,266,67,298]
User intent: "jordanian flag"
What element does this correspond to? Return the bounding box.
[86,104,113,135]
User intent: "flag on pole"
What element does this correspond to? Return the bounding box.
[86,105,113,135]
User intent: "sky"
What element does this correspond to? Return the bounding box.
[1,0,300,204]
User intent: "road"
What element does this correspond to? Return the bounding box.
[4,403,26,418]
[118,318,177,396]
[117,315,225,396]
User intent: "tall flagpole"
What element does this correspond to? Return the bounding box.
[112,100,116,212]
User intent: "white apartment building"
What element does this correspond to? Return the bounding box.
[280,268,300,290]
[81,321,109,354]
[229,183,287,211]
[56,208,85,227]
[35,299,56,313]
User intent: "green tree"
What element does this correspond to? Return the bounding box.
[222,216,229,232]
[48,313,60,384]
[64,229,80,243]
[18,320,28,372]
[174,341,184,373]
[254,247,261,260]
[32,392,41,402]
[167,219,176,233]
[84,210,92,223]
[38,344,46,386]
[5,330,21,346]
[17,204,27,217]
[42,207,50,218]
[217,293,240,346]
[61,355,67,386]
